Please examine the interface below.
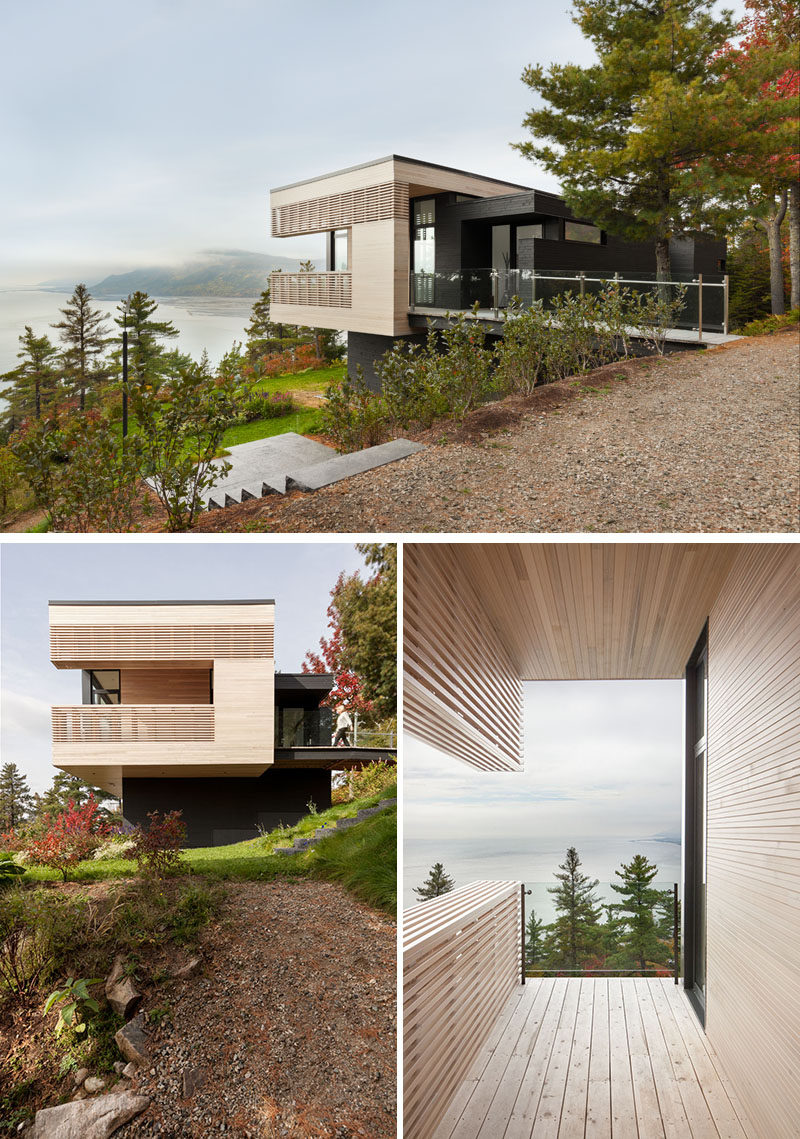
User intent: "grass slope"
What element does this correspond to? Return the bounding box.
[21,784,396,912]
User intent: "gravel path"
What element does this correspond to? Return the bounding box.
[196,330,799,533]
[118,881,396,1139]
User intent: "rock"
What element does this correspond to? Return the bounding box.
[114,1016,151,1067]
[105,955,142,1020]
[72,1068,89,1088]
[83,1077,106,1094]
[181,1067,204,1098]
[172,956,201,980]
[30,1092,151,1138]
[112,1063,126,1076]
[122,1063,138,1080]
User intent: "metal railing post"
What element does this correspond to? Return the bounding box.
[674,882,680,985]
[723,273,729,335]
[353,712,358,747]
[580,271,585,298]
[521,883,526,984]
[492,269,499,318]
[698,274,703,342]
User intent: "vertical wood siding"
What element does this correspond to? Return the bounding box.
[706,543,800,1137]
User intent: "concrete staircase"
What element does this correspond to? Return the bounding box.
[205,434,423,510]
[273,798,396,856]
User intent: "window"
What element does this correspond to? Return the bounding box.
[332,229,348,272]
[90,670,120,705]
[413,198,436,274]
[564,220,602,244]
[516,224,543,244]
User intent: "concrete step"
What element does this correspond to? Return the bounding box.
[284,440,425,493]
[205,433,336,507]
[273,799,397,854]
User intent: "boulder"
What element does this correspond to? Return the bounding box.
[121,1063,138,1080]
[181,1067,204,1098]
[104,956,142,1020]
[30,1092,150,1138]
[114,1016,151,1067]
[72,1068,89,1088]
[83,1077,105,1094]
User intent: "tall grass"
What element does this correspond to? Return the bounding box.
[305,806,397,915]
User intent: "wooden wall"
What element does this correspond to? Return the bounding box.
[404,544,524,771]
[120,668,211,705]
[705,543,800,1137]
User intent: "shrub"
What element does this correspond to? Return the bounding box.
[322,368,389,452]
[494,301,553,394]
[130,810,186,877]
[0,887,91,998]
[236,390,294,423]
[43,976,102,1037]
[253,343,324,378]
[424,311,495,420]
[26,798,109,880]
[629,284,687,355]
[375,337,446,429]
[332,759,397,804]
[741,307,800,336]
[91,837,136,861]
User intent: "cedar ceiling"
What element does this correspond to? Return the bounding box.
[453,543,743,680]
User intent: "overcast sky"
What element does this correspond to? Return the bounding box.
[0,539,367,793]
[404,679,684,908]
[0,0,595,285]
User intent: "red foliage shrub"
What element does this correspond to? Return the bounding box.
[26,798,110,880]
[131,810,186,878]
[255,343,324,378]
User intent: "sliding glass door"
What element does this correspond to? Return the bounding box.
[685,625,708,1023]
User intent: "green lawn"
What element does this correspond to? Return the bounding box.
[221,407,324,448]
[251,363,345,394]
[20,783,396,910]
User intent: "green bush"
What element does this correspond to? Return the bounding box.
[741,308,800,336]
[322,367,389,452]
[0,888,90,998]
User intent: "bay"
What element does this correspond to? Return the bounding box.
[0,288,257,375]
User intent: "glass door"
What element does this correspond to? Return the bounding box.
[685,626,708,1023]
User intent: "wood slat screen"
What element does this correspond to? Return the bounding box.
[404,544,523,771]
[50,625,274,663]
[272,181,408,236]
[52,705,215,743]
[704,544,800,1138]
[404,881,522,1139]
[270,271,352,308]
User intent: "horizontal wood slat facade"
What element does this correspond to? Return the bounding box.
[271,181,408,237]
[270,271,351,308]
[704,543,800,1139]
[52,705,215,743]
[50,625,274,665]
[404,544,523,771]
[120,669,211,705]
[404,882,523,1139]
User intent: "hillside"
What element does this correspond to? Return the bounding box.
[88,249,310,298]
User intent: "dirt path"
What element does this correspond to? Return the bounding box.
[194,329,799,534]
[118,881,396,1139]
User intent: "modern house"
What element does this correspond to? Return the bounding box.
[269,155,726,386]
[49,600,392,847]
[403,542,799,1138]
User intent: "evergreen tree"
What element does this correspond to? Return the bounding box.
[115,292,179,385]
[525,910,546,967]
[608,853,671,973]
[514,0,737,279]
[546,846,603,968]
[244,286,279,361]
[51,284,110,411]
[0,326,59,426]
[414,862,455,900]
[34,772,118,821]
[0,763,34,832]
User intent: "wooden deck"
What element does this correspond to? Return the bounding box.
[432,978,755,1139]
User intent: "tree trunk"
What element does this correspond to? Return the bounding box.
[789,180,800,312]
[760,189,788,315]
[655,238,671,282]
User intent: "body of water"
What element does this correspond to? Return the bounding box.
[403,835,682,917]
[0,288,257,375]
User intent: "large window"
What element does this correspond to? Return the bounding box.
[413,199,436,273]
[564,220,603,244]
[331,229,349,271]
[89,670,120,705]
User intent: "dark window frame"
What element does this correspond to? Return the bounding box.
[684,621,708,1027]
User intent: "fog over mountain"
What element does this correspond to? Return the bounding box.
[80,250,310,298]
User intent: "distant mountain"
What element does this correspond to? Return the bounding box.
[87,250,310,298]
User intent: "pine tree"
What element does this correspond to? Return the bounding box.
[33,772,118,821]
[51,284,110,411]
[244,287,280,361]
[525,910,546,967]
[115,292,179,385]
[608,853,671,973]
[414,862,455,901]
[0,763,34,832]
[514,0,738,279]
[546,846,603,968]
[0,326,60,426]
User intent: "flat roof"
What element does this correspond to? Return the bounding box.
[49,599,276,606]
[271,154,532,194]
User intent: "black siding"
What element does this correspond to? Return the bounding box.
[122,769,332,848]
[347,330,426,391]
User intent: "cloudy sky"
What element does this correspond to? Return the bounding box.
[0,539,367,793]
[0,0,595,285]
[404,679,684,909]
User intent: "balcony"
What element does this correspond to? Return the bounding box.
[270,271,352,309]
[52,705,215,744]
[409,269,729,336]
[404,882,755,1139]
[275,706,333,748]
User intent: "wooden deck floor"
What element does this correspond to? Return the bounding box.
[432,978,755,1139]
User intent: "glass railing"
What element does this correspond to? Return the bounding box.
[410,269,728,332]
[275,706,333,747]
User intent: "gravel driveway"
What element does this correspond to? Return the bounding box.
[196,329,799,534]
[118,881,396,1139]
